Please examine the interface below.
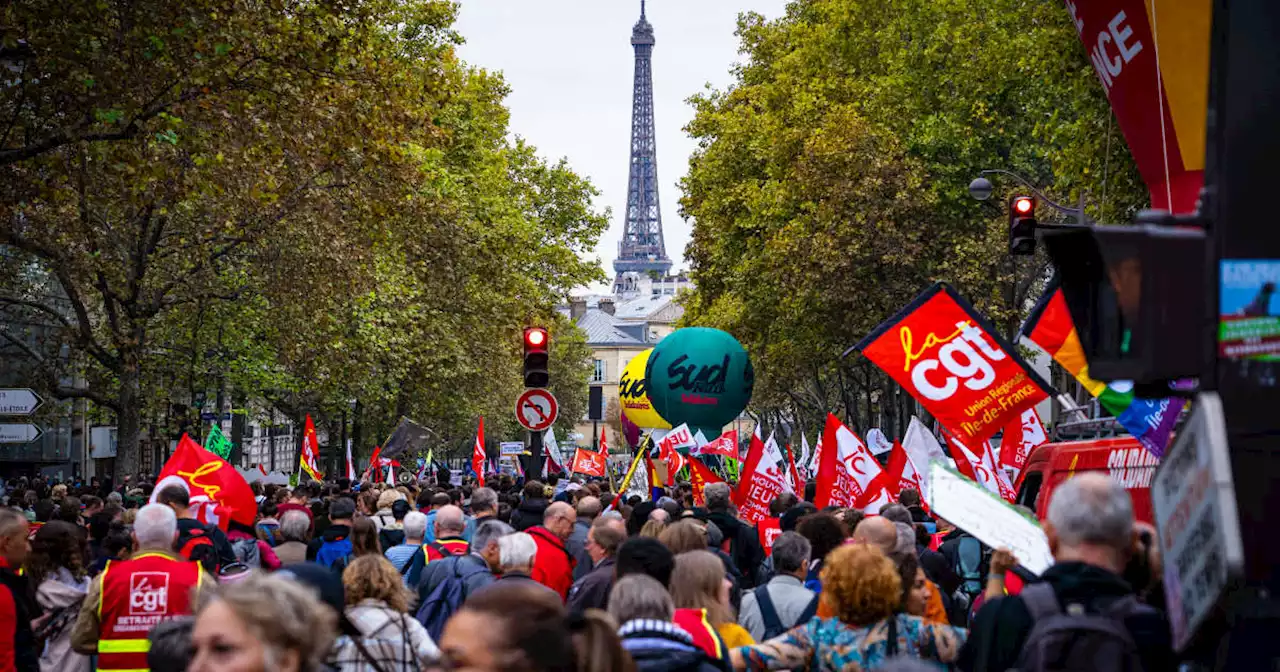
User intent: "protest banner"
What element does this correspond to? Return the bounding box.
[154,434,257,529]
[927,461,1053,574]
[949,434,1017,502]
[1000,407,1048,477]
[734,427,789,525]
[758,517,782,556]
[854,283,1053,444]
[815,414,892,511]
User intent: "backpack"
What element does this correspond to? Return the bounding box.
[415,556,488,640]
[753,585,820,640]
[230,537,262,569]
[950,536,989,624]
[176,527,220,573]
[257,522,282,547]
[1012,582,1151,672]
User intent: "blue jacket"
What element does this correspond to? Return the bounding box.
[312,525,353,569]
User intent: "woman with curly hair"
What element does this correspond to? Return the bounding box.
[26,520,91,671]
[730,544,964,670]
[332,555,438,670]
[189,572,336,672]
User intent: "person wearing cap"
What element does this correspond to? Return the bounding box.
[378,499,411,551]
[71,504,213,668]
[309,497,357,570]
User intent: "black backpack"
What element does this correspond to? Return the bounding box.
[1011,582,1152,672]
[753,585,820,640]
[950,535,989,625]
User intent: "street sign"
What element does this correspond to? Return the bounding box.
[515,388,558,432]
[1151,392,1245,651]
[0,424,43,444]
[0,389,43,415]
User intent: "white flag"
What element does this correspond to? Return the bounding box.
[866,428,893,456]
[902,416,948,502]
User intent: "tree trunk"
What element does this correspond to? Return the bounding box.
[116,363,142,479]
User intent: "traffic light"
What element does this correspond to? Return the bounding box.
[1009,195,1038,256]
[523,327,549,388]
[1041,212,1207,387]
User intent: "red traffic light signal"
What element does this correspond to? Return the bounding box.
[1009,196,1038,256]
[523,327,549,388]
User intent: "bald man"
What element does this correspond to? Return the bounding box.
[852,516,900,553]
[527,501,578,599]
[403,504,471,587]
[570,496,602,581]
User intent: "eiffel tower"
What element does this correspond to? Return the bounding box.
[613,0,672,294]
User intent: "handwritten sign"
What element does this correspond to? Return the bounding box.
[927,461,1053,575]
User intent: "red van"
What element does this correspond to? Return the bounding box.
[1012,436,1158,524]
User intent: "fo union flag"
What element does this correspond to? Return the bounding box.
[854,283,1053,445]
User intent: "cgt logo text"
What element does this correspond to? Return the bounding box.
[902,321,1008,402]
[128,572,170,615]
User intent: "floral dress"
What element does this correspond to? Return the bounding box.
[734,614,965,671]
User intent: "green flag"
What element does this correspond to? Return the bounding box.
[204,423,234,460]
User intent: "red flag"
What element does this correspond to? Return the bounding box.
[366,445,383,483]
[734,427,789,525]
[698,430,739,460]
[948,434,1017,502]
[656,428,689,486]
[154,434,256,529]
[815,414,889,511]
[299,415,324,481]
[257,464,268,477]
[885,440,924,499]
[855,283,1052,445]
[687,456,725,506]
[785,444,803,492]
[472,417,486,487]
[571,446,607,477]
[1000,407,1047,478]
[758,517,782,556]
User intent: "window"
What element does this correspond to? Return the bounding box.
[591,359,606,383]
[1016,471,1043,510]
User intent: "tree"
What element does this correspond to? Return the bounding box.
[679,0,1147,435]
[0,0,605,473]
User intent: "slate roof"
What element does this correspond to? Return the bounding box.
[576,310,645,346]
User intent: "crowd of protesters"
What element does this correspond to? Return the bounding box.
[0,467,1174,671]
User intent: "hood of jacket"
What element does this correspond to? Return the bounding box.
[620,620,717,672]
[321,524,352,543]
[37,570,89,609]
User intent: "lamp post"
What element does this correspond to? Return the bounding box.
[968,169,1091,226]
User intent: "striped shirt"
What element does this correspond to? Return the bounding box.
[385,543,419,573]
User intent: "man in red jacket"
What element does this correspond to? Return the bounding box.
[528,501,577,600]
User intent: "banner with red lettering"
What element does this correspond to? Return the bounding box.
[815,414,892,511]
[949,434,1017,502]
[1000,407,1048,478]
[734,427,789,525]
[571,446,608,477]
[154,434,257,529]
[758,517,782,557]
[688,456,724,506]
[697,430,739,460]
[854,283,1053,445]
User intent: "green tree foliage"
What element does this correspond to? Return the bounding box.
[0,0,604,471]
[680,0,1147,436]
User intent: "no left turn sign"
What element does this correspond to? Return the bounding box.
[515,389,558,432]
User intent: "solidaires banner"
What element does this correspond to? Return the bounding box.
[854,283,1053,445]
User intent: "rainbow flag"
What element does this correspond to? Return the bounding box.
[1021,281,1184,457]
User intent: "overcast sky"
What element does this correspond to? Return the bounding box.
[454,0,791,288]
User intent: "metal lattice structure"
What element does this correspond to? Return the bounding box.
[614,0,672,283]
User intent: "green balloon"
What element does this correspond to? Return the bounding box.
[644,327,754,438]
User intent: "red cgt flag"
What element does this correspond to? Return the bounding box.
[698,430,739,461]
[154,434,257,529]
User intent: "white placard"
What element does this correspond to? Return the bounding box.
[499,441,526,456]
[927,461,1054,575]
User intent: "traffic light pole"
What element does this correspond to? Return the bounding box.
[1199,0,1280,665]
[528,430,544,482]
